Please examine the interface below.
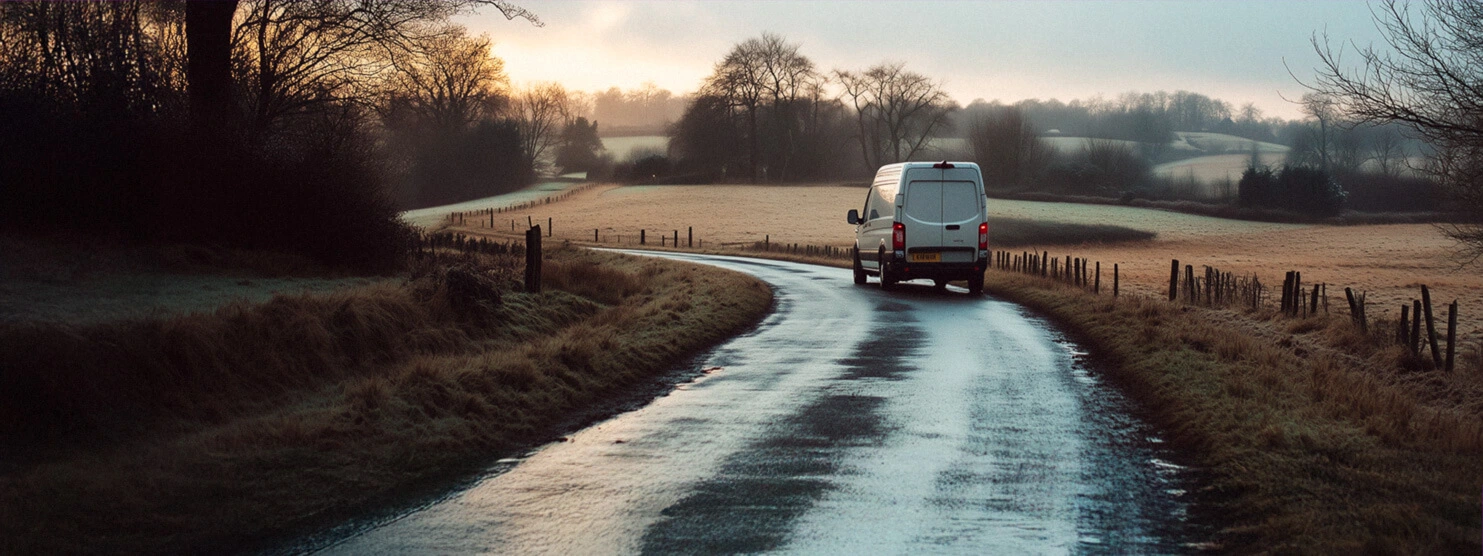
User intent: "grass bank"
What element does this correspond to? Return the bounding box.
[981,270,1481,553]
[0,246,772,553]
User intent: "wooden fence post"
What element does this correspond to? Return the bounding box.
[1344,287,1368,334]
[1169,259,1180,301]
[688,227,693,247]
[1399,304,1411,347]
[1446,300,1457,372]
[1411,299,1423,355]
[641,229,646,245]
[1095,261,1101,294]
[1293,271,1302,316]
[1185,265,1195,303]
[1423,286,1441,367]
[674,230,679,247]
[1204,266,1212,305]
[1310,284,1321,316]
[1113,264,1119,297]
[525,225,542,293]
[548,217,553,237]
[595,228,599,242]
[1282,271,1293,314]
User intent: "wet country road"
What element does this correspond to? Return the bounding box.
[317,252,1201,554]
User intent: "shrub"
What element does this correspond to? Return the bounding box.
[1238,164,1346,217]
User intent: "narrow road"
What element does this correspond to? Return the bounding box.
[316,252,1201,553]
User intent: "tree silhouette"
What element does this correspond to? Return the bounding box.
[836,62,956,169]
[1307,0,1483,262]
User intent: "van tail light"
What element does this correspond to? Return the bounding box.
[892,222,905,251]
[978,222,989,250]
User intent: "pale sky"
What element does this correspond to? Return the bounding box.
[458,1,1388,120]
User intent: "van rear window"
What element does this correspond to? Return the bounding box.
[905,180,979,223]
[905,181,943,223]
[941,181,981,222]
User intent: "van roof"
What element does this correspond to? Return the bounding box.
[878,161,982,171]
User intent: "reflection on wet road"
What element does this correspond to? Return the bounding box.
[318,252,1198,554]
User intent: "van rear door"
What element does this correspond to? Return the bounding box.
[940,180,982,259]
[902,178,982,263]
[903,180,945,249]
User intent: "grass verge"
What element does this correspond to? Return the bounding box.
[981,270,1481,553]
[0,246,773,553]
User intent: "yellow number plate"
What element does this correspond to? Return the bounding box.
[910,252,941,263]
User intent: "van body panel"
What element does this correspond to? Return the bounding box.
[851,162,990,286]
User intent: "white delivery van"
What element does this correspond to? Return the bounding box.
[846,161,989,294]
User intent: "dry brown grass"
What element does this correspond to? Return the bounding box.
[981,270,1482,553]
[0,246,772,553]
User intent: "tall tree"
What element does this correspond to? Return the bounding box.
[230,0,538,134]
[969,105,1050,190]
[186,0,238,129]
[512,81,570,175]
[836,62,956,169]
[702,35,767,182]
[554,116,605,174]
[1307,0,1483,262]
[384,28,505,132]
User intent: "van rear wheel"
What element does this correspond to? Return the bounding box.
[968,273,984,295]
[878,246,896,291]
[852,247,866,285]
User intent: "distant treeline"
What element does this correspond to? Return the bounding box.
[956,91,1288,147]
[647,35,1437,216]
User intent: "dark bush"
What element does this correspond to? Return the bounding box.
[1238,165,1346,217]
[0,92,415,273]
[1336,171,1440,213]
[1036,140,1151,195]
[612,154,676,183]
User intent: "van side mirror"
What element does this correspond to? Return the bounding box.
[893,193,904,209]
[847,209,859,225]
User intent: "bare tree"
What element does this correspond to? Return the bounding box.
[969,105,1050,190]
[1307,0,1483,262]
[384,28,506,131]
[231,0,538,134]
[1299,92,1339,173]
[1370,127,1406,177]
[0,2,186,114]
[836,62,956,170]
[701,33,814,182]
[512,81,570,175]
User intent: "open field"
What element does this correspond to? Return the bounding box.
[1172,131,1288,154]
[454,183,1482,361]
[1152,152,1287,187]
[0,246,772,552]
